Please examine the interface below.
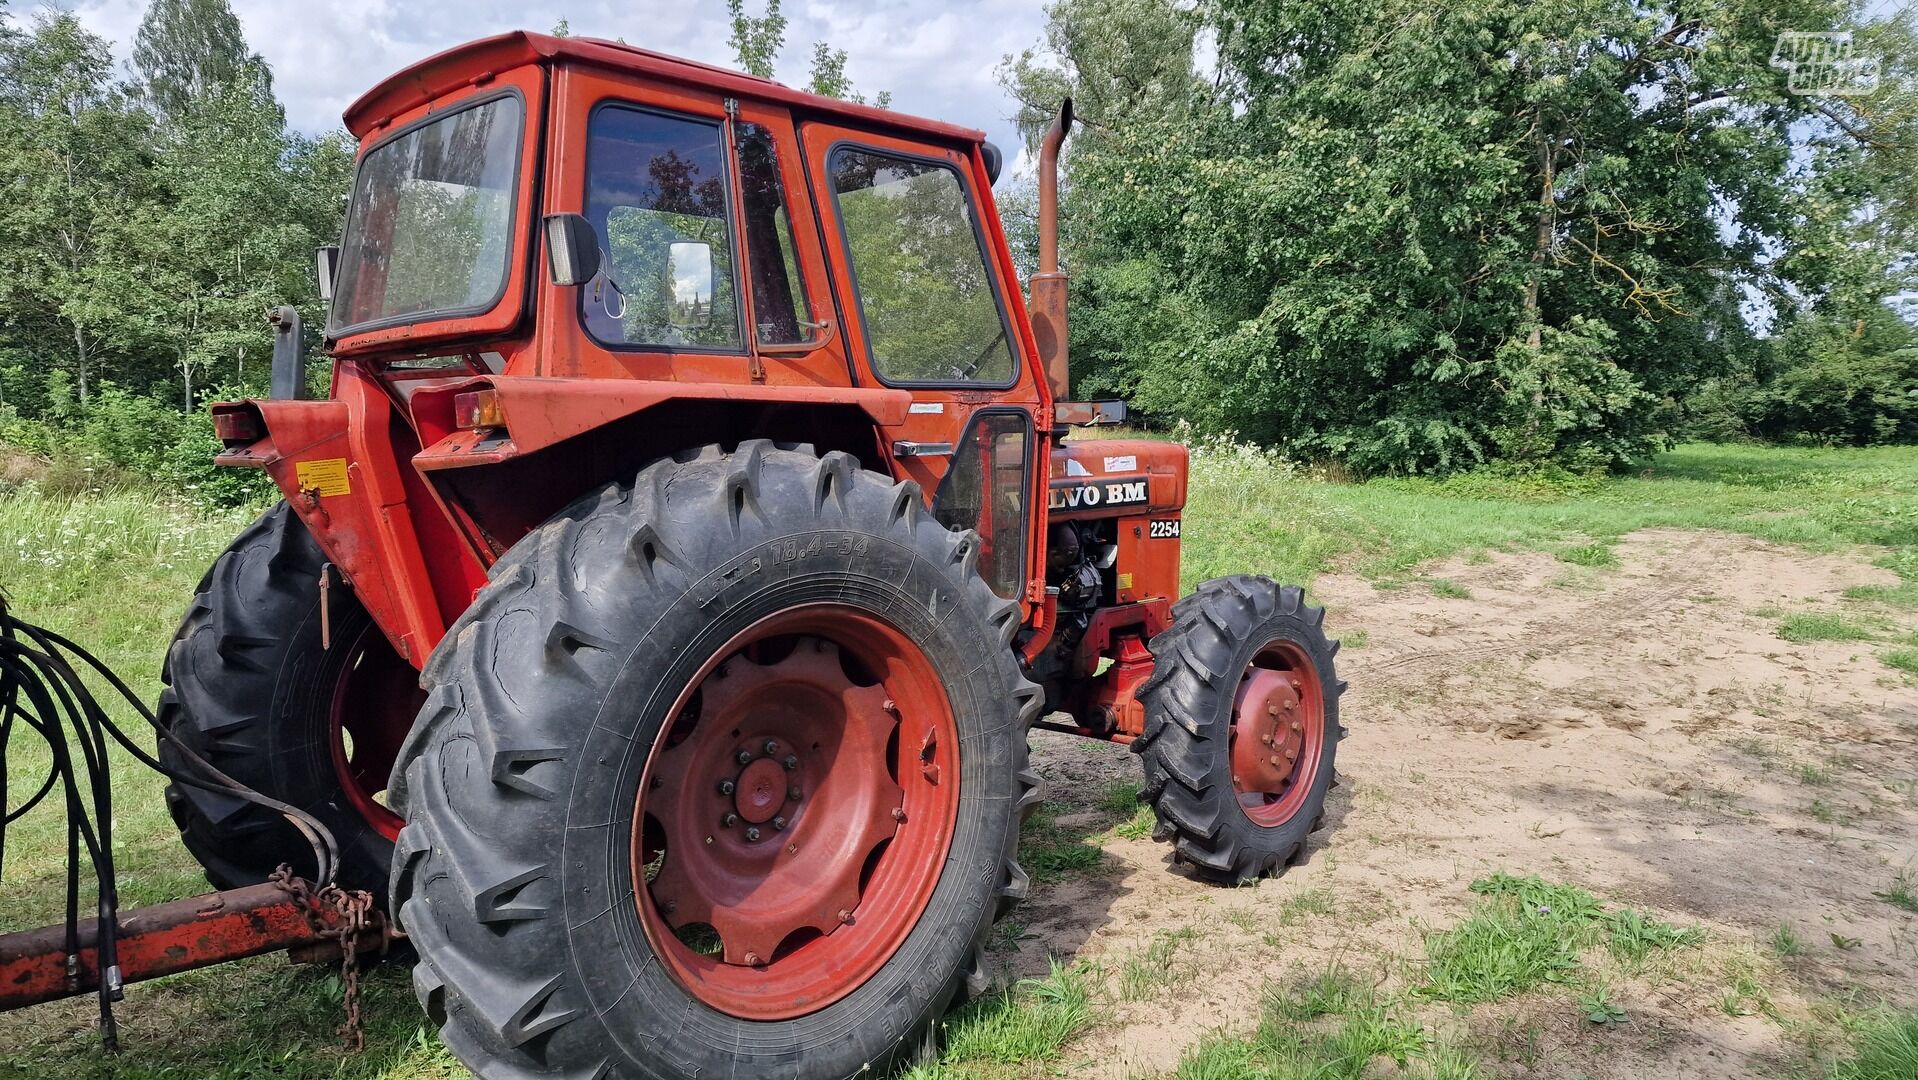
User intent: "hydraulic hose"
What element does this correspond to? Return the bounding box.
[0,595,342,1049]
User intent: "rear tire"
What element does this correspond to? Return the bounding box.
[389,442,1042,1079]
[1135,576,1342,884]
[158,502,418,901]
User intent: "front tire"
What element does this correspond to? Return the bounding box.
[389,442,1042,1079]
[1135,576,1343,884]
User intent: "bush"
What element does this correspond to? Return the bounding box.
[1745,313,1918,446]
[3,382,270,508]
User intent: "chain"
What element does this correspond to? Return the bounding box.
[269,865,376,1050]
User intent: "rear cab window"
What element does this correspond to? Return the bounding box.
[331,93,524,336]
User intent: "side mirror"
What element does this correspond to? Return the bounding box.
[668,240,715,328]
[544,213,601,287]
[314,245,339,302]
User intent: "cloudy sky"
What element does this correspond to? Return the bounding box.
[67,0,1046,165]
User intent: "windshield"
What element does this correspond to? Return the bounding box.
[330,95,523,336]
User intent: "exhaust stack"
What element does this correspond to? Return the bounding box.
[1029,99,1074,402]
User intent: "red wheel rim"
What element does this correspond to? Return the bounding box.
[327,626,421,842]
[633,605,959,1020]
[1227,640,1325,828]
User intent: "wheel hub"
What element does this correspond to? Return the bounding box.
[647,638,904,969]
[1226,643,1325,827]
[732,756,790,825]
[1230,669,1304,796]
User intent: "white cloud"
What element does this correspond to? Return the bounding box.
[61,0,1045,164]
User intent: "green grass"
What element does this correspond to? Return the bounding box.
[1120,926,1202,1000]
[1557,543,1620,569]
[1430,578,1471,599]
[1883,649,1918,676]
[1180,442,1918,591]
[909,961,1096,1077]
[1417,874,1700,1004]
[1778,613,1881,644]
[1800,763,1836,786]
[1772,924,1803,958]
[1017,810,1109,882]
[1175,967,1480,1080]
[1875,870,1918,914]
[1830,1012,1918,1080]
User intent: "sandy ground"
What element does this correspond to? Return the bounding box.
[1005,529,1918,1078]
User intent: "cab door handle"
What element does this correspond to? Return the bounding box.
[892,441,954,458]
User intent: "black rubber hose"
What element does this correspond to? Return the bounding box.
[0,600,346,1050]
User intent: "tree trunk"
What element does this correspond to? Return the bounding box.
[72,324,90,405]
[1524,125,1558,351]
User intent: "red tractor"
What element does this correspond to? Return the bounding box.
[160,31,1340,1077]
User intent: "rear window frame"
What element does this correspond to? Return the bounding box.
[327,87,529,340]
[822,139,1021,391]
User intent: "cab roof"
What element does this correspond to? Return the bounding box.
[343,30,988,147]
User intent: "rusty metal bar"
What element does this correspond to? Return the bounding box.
[0,881,388,1011]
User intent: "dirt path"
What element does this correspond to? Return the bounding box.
[1008,528,1918,1078]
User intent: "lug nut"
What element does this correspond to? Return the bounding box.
[662,899,677,915]
[772,816,787,830]
[1268,705,1279,717]
[892,807,907,822]
[744,826,761,842]
[718,779,736,796]
[1289,678,1302,691]
[722,813,739,828]
[736,750,754,766]
[882,699,898,714]
[782,755,799,772]
[837,909,856,925]
[788,786,803,801]
[744,952,762,967]
[764,740,780,756]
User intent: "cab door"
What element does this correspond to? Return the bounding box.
[800,122,1047,604]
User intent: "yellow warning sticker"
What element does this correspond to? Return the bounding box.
[295,457,351,497]
[1117,572,1134,591]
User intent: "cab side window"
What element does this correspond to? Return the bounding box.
[735,121,815,346]
[829,148,1014,385]
[581,105,741,350]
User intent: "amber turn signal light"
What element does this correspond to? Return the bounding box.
[452,389,505,431]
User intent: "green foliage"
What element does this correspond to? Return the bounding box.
[1174,966,1483,1080]
[0,0,348,480]
[1004,0,1918,473]
[1830,1013,1918,1080]
[932,961,1095,1068]
[1777,612,1879,643]
[1558,544,1619,569]
[1418,873,1699,1004]
[132,0,265,120]
[1875,869,1918,914]
[1017,809,1109,880]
